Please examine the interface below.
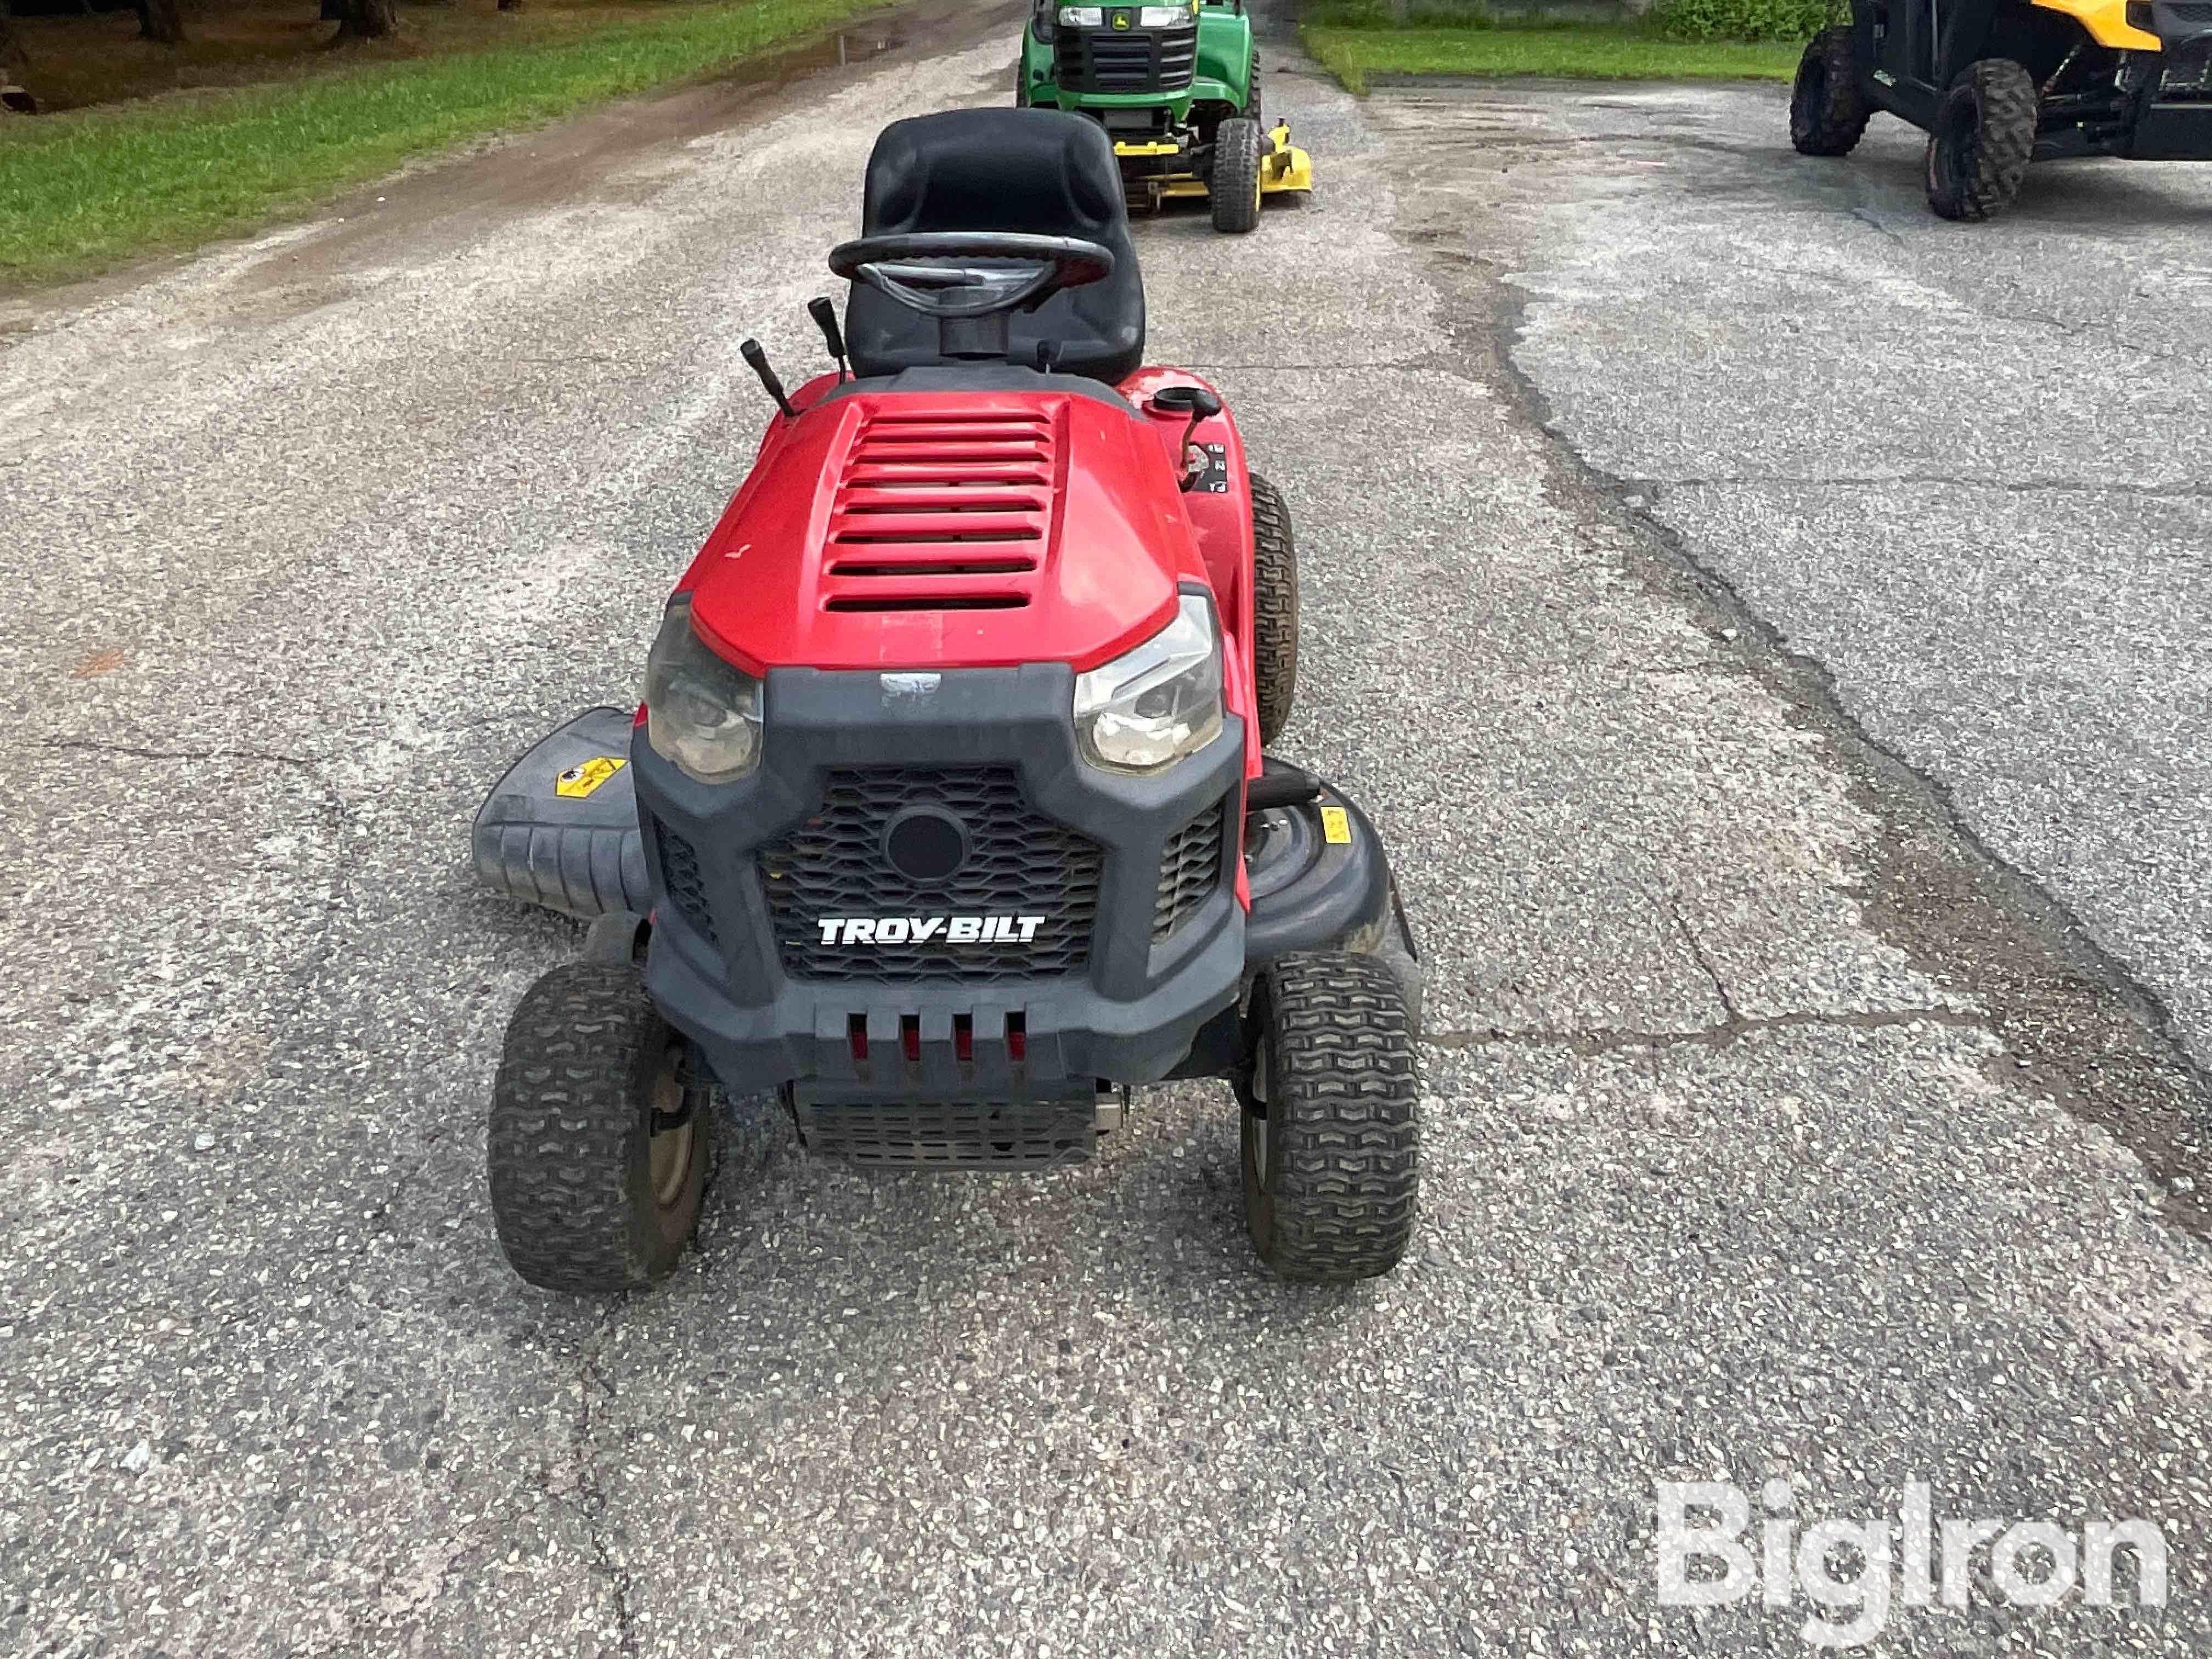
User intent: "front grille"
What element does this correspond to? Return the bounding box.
[1153,800,1224,941]
[1057,26,1197,93]
[760,768,1102,981]
[794,1092,1095,1168]
[2163,37,2212,95]
[656,823,717,945]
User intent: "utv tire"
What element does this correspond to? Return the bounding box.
[1249,471,1299,747]
[1211,116,1265,235]
[487,962,710,1294]
[1790,27,1869,157]
[1240,953,1420,1283]
[1926,59,2037,221]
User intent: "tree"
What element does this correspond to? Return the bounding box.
[137,0,187,46]
[335,0,398,38]
[0,0,33,114]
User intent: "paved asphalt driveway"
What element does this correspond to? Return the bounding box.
[1392,76,2212,1074]
[2,10,2208,1656]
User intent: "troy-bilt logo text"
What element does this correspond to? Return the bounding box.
[815,915,1045,946]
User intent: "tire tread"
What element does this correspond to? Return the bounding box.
[1246,953,1420,1283]
[1790,27,1870,157]
[1211,117,1264,235]
[1927,59,2037,221]
[487,963,703,1294]
[1249,471,1298,748]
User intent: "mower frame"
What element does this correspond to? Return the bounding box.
[475,116,1417,1292]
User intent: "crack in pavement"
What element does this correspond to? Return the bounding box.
[359,1136,447,1248]
[1848,206,1905,246]
[33,735,331,772]
[32,735,362,1017]
[1650,472,2212,500]
[526,1319,637,1654]
[1181,358,1442,372]
[574,1329,638,1657]
[1424,1006,1987,1057]
[1661,889,1741,1023]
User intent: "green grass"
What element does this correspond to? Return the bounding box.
[0,0,889,284]
[1302,24,1802,93]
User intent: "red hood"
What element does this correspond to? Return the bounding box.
[680,388,1188,676]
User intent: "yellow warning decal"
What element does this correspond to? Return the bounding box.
[1319,805,1352,845]
[556,757,626,799]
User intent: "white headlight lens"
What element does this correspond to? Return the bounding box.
[1137,4,1189,24]
[1059,6,1104,24]
[643,602,763,785]
[1073,594,1223,773]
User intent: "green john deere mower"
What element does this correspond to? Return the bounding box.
[1017,0,1313,232]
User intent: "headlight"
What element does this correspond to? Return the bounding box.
[1073,594,1223,773]
[643,600,763,785]
[1059,5,1104,24]
[1137,4,1190,24]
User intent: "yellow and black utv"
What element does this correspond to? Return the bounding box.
[1791,0,2212,217]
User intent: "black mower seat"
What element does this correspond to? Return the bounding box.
[844,108,1146,386]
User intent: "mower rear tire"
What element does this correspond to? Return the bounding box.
[1926,59,2037,221]
[1240,952,1420,1284]
[1249,471,1299,747]
[1790,27,1869,157]
[488,962,710,1294]
[1211,117,1265,235]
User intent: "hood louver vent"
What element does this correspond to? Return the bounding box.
[823,410,1057,613]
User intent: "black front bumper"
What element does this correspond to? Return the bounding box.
[2035,36,2212,161]
[633,662,1246,1097]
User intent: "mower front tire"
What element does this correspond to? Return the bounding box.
[1249,471,1299,747]
[1211,116,1265,235]
[1240,952,1420,1283]
[488,961,710,1294]
[1926,59,2037,221]
[1790,27,1869,157]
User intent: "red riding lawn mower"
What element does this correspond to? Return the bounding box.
[472,109,1421,1291]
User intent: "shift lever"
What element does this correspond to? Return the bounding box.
[807,297,850,381]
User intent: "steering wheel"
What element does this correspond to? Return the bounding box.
[828,232,1114,322]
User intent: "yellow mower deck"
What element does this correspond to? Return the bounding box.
[1114,123,1313,212]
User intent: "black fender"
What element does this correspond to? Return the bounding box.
[582,910,651,967]
[1242,771,1421,1028]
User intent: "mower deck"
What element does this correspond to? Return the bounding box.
[1113,122,1313,213]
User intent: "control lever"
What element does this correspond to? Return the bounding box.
[807,297,850,381]
[1246,765,1322,812]
[740,338,798,419]
[1149,383,1222,490]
